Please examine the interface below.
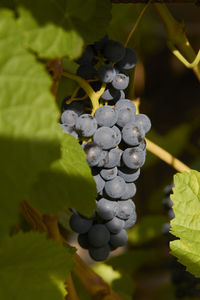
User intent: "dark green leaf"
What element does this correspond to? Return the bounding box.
[30,134,97,217]
[0,10,60,239]
[0,232,74,300]
[15,0,111,59]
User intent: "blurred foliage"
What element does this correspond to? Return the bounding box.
[145,124,192,169]
[108,4,163,56]
[128,215,168,245]
[106,249,161,274]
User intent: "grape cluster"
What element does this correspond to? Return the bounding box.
[162,184,200,298]
[60,36,151,261]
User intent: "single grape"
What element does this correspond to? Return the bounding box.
[77,64,96,80]
[78,233,90,249]
[137,140,146,151]
[83,142,102,167]
[93,127,117,150]
[95,106,118,127]
[164,183,174,195]
[75,114,97,137]
[163,196,173,209]
[110,229,128,247]
[60,124,78,139]
[117,199,135,220]
[120,182,136,200]
[70,213,93,234]
[100,167,118,181]
[124,211,137,228]
[116,107,136,127]
[112,73,129,90]
[116,48,138,70]
[101,86,121,101]
[97,150,108,167]
[89,244,110,261]
[97,64,116,83]
[118,167,140,183]
[112,125,122,146]
[76,45,94,64]
[61,110,78,126]
[122,122,145,146]
[104,176,126,199]
[103,40,125,62]
[122,147,146,169]
[115,99,136,114]
[168,208,175,219]
[88,224,110,247]
[104,148,122,168]
[97,198,119,220]
[105,217,125,233]
[135,114,151,133]
[93,173,105,194]
[162,223,170,235]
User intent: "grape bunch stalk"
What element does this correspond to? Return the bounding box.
[60,36,151,261]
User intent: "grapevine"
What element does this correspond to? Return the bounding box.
[0,1,199,299]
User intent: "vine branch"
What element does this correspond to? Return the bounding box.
[66,274,80,300]
[62,71,106,114]
[153,3,200,81]
[146,138,191,172]
[124,0,152,47]
[167,42,200,68]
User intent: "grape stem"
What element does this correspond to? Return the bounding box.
[62,71,106,114]
[146,138,191,172]
[167,42,200,69]
[124,0,152,48]
[66,86,81,104]
[153,3,200,81]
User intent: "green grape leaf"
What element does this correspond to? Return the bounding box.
[15,0,111,59]
[30,133,97,217]
[170,170,200,278]
[0,232,74,300]
[128,215,168,245]
[0,10,60,239]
